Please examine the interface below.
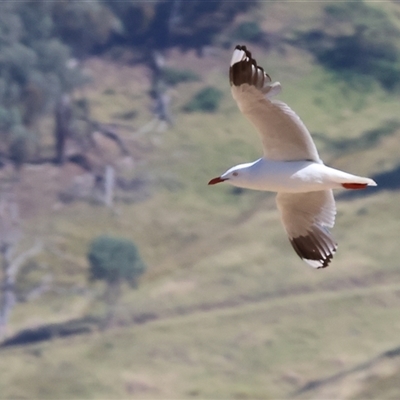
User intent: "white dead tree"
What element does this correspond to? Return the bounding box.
[0,193,43,339]
[55,94,73,165]
[137,50,173,136]
[104,165,115,208]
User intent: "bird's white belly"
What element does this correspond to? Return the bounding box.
[233,160,346,193]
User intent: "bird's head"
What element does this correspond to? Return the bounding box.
[208,164,251,186]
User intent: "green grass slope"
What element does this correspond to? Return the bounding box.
[2,2,400,399]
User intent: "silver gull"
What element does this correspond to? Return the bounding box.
[208,45,377,268]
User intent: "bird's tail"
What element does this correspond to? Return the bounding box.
[340,175,377,190]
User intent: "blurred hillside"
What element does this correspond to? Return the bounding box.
[1,1,400,399]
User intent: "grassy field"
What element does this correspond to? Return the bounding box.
[1,2,400,399]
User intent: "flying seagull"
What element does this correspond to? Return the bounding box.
[208,45,376,268]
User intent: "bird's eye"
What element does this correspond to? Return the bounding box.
[232,172,239,177]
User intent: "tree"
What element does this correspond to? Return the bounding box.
[0,1,87,166]
[51,1,119,57]
[87,235,146,327]
[104,0,258,125]
[106,0,257,51]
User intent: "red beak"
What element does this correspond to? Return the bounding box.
[208,177,227,185]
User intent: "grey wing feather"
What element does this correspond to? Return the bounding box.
[276,190,337,268]
[229,45,320,162]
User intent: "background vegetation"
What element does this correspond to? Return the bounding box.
[0,1,400,399]
[294,2,400,90]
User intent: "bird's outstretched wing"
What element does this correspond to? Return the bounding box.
[276,190,337,268]
[230,45,320,162]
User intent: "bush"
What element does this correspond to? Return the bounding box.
[295,2,400,90]
[162,67,199,86]
[314,32,400,90]
[183,86,223,113]
[88,235,146,286]
[233,21,263,43]
[88,234,146,328]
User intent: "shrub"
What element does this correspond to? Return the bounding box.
[295,2,400,90]
[88,234,146,328]
[183,86,223,113]
[162,67,200,86]
[233,21,263,43]
[88,235,146,286]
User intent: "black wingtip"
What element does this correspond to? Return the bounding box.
[290,233,337,269]
[235,44,247,51]
[230,45,268,88]
[234,44,252,60]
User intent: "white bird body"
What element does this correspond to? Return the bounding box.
[208,45,377,268]
[220,159,375,193]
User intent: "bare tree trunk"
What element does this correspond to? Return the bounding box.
[100,280,121,330]
[0,246,15,338]
[104,165,115,208]
[0,193,19,339]
[149,51,173,128]
[0,241,42,339]
[55,94,72,165]
[0,190,44,339]
[88,122,131,156]
[168,0,182,33]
